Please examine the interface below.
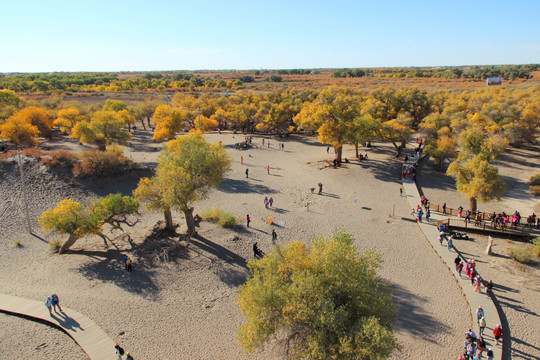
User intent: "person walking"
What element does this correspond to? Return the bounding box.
[400,187,403,197]
[326,145,330,153]
[318,182,323,194]
[246,214,250,227]
[442,202,447,214]
[447,237,453,251]
[122,254,129,271]
[478,316,486,336]
[51,294,62,312]
[486,348,494,360]
[476,336,486,358]
[45,296,53,316]
[457,261,463,277]
[425,208,430,222]
[454,255,461,271]
[474,275,482,292]
[476,306,484,324]
[485,280,493,297]
[245,168,249,178]
[417,208,423,223]
[115,344,125,360]
[126,257,133,272]
[493,324,503,345]
[125,352,134,360]
[269,197,273,207]
[272,229,277,242]
[240,156,243,165]
[267,165,270,174]
[264,197,269,208]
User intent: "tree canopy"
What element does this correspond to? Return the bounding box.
[237,231,398,360]
[134,131,232,234]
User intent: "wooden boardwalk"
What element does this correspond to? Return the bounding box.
[403,172,505,359]
[435,217,540,240]
[0,293,118,360]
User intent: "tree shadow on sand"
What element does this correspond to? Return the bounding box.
[77,248,161,300]
[218,178,277,194]
[391,283,450,343]
[189,233,248,270]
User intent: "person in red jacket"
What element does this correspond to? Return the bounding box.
[493,324,503,346]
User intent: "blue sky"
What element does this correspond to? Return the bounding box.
[1,0,539,72]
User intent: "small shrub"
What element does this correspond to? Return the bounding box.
[508,246,533,263]
[530,185,540,196]
[41,148,78,168]
[73,146,131,178]
[21,147,44,158]
[217,213,238,228]
[200,207,237,227]
[48,239,62,253]
[532,237,540,257]
[200,207,223,222]
[530,173,540,185]
[13,239,22,248]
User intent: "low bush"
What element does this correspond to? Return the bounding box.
[530,185,540,196]
[41,148,78,168]
[48,239,62,253]
[508,246,533,263]
[200,207,223,222]
[200,207,237,227]
[73,146,131,178]
[530,173,540,185]
[217,213,238,228]
[532,237,540,257]
[530,174,540,196]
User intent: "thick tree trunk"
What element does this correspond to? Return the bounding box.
[140,119,147,130]
[184,207,197,235]
[146,117,152,129]
[164,208,174,231]
[334,146,343,162]
[469,198,477,213]
[59,234,79,254]
[354,142,359,158]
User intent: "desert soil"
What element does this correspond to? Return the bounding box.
[0,130,538,359]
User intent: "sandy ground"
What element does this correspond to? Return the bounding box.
[0,130,536,359]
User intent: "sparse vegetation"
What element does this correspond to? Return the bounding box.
[48,239,62,253]
[73,146,131,178]
[508,246,534,263]
[532,237,540,257]
[529,173,540,196]
[12,239,22,248]
[200,207,238,228]
[40,148,78,168]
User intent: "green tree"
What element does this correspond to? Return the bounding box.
[135,131,232,234]
[71,110,132,150]
[237,231,398,360]
[447,155,506,211]
[39,195,139,254]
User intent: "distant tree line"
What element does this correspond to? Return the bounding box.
[331,64,539,80]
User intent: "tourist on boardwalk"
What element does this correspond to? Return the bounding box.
[417,208,423,223]
[486,348,494,360]
[474,275,482,292]
[476,306,484,324]
[457,205,463,219]
[272,229,277,242]
[465,209,472,223]
[457,261,463,277]
[485,280,493,297]
[476,336,486,358]
[447,237,453,251]
[115,344,125,360]
[454,255,461,270]
[245,168,249,178]
[45,295,53,315]
[442,202,447,214]
[425,208,430,222]
[125,352,133,360]
[493,324,503,345]
[246,214,250,227]
[51,293,62,312]
[478,316,486,336]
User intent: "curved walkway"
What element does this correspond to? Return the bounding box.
[0,293,118,360]
[402,166,505,359]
